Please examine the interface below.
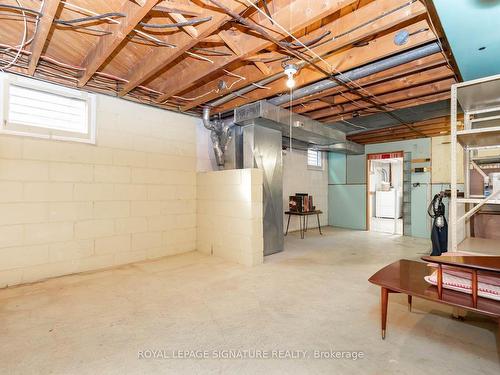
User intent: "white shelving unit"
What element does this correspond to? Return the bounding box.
[450,74,500,252]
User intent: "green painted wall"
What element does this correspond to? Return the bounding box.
[346,154,365,184]
[328,138,433,238]
[328,152,346,184]
[328,185,366,230]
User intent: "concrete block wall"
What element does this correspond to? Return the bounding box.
[283,148,328,232]
[0,94,198,287]
[197,169,264,266]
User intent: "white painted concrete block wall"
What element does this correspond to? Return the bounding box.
[196,122,218,172]
[282,149,329,232]
[197,169,263,266]
[0,94,198,287]
[197,126,330,234]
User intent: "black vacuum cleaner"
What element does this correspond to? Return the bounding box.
[427,191,448,256]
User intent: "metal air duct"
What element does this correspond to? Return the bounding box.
[310,141,365,155]
[234,100,346,145]
[202,106,233,168]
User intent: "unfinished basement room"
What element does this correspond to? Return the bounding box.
[0,0,499,373]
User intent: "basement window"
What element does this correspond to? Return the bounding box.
[307,149,323,170]
[0,74,96,144]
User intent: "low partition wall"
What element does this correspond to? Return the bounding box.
[197,169,264,266]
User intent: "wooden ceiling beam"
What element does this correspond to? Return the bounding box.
[169,12,199,38]
[305,65,454,119]
[153,1,204,16]
[27,0,62,76]
[212,19,437,113]
[78,0,160,87]
[348,116,452,137]
[290,53,447,113]
[320,89,452,123]
[350,127,451,143]
[179,0,427,111]
[154,0,358,103]
[347,118,453,144]
[118,0,248,96]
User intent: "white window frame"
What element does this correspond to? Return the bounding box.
[0,73,96,144]
[307,149,323,170]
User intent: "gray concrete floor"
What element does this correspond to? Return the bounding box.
[0,227,498,374]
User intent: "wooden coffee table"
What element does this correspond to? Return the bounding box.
[369,258,500,339]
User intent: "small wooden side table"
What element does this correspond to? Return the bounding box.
[284,210,323,239]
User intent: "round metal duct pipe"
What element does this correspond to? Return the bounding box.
[209,42,441,110]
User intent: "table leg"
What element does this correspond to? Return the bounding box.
[472,270,478,308]
[316,213,322,235]
[408,295,412,312]
[285,214,291,236]
[305,216,308,232]
[299,216,302,238]
[381,287,388,339]
[437,264,443,299]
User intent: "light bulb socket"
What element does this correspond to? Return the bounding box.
[284,64,299,77]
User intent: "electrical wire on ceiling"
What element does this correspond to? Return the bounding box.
[60,0,176,48]
[169,69,247,103]
[207,0,383,114]
[185,51,214,63]
[0,41,189,113]
[241,0,394,108]
[341,118,368,130]
[237,0,427,136]
[0,0,32,71]
[183,0,421,119]
[0,2,42,17]
[251,82,270,89]
[0,1,202,115]
[139,16,212,29]
[191,47,233,57]
[54,12,125,25]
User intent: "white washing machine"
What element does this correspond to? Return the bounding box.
[376,189,402,219]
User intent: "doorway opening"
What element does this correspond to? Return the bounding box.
[367,152,404,235]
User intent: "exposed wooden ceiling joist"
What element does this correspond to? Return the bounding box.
[305,65,454,120]
[118,0,248,96]
[179,0,427,111]
[212,19,437,113]
[347,116,453,144]
[27,0,62,76]
[319,78,454,123]
[290,52,447,113]
[0,0,459,137]
[78,0,160,87]
[154,0,358,104]
[153,1,204,16]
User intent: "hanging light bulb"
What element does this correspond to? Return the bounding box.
[283,64,298,89]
